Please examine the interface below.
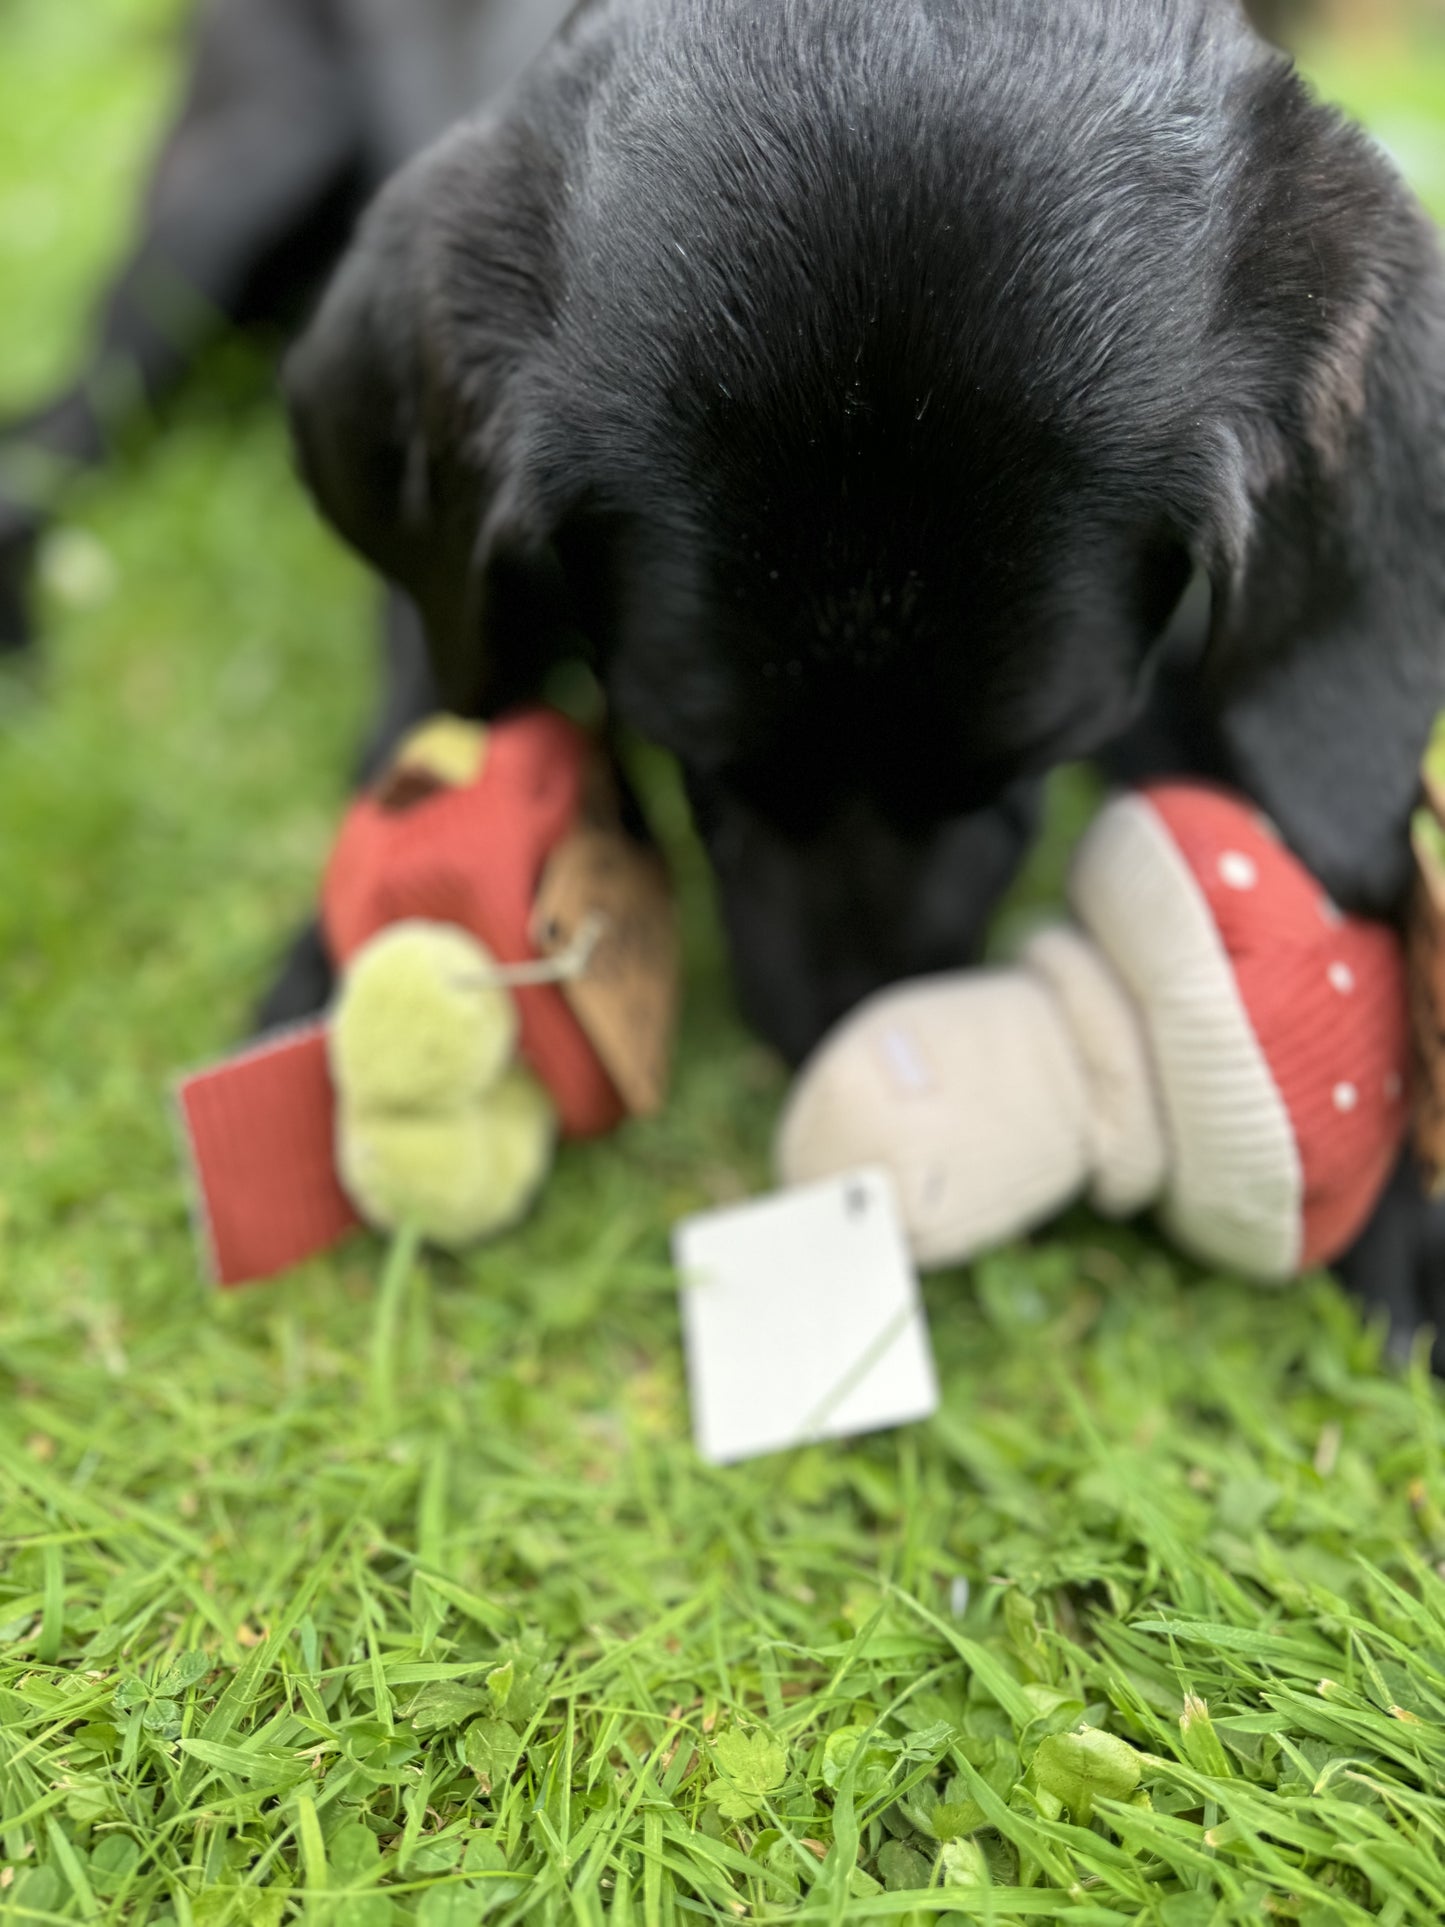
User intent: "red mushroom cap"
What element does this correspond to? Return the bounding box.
[1072,784,1409,1278]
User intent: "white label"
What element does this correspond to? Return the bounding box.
[674,1170,940,1466]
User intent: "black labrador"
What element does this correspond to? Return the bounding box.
[6,0,1445,1347]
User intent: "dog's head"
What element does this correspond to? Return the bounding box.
[288,0,1445,1060]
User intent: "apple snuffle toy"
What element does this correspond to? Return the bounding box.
[778,785,1412,1283]
[177,709,678,1287]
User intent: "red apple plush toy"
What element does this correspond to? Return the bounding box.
[778,786,1411,1282]
[177,709,677,1288]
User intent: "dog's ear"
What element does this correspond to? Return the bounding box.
[1202,78,1445,917]
[284,119,564,714]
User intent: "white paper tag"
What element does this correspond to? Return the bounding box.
[674,1170,940,1466]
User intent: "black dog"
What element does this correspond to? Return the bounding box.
[8,0,1445,1344]
[283,0,1445,1339]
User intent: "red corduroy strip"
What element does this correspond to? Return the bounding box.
[176,1024,362,1289]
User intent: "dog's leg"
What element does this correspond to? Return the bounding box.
[356,590,442,786]
[0,0,362,651]
[254,591,440,1032]
[1336,1151,1445,1368]
[252,919,337,1036]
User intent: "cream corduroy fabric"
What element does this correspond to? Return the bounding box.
[775,924,1171,1269]
[1070,795,1304,1282]
[775,968,1096,1268]
[1021,927,1168,1220]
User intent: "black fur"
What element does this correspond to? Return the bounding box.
[286,0,1445,1344]
[289,0,1445,984]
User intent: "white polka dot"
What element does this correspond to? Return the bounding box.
[1329,963,1356,996]
[1334,1083,1360,1115]
[1386,1074,1404,1103]
[1320,897,1344,927]
[1220,852,1258,891]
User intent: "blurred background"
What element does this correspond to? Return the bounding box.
[0,0,1442,1263]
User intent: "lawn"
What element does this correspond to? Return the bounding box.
[4,5,1445,1922]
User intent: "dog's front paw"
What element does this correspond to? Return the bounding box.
[0,502,40,653]
[1338,1151,1445,1373]
[254,919,336,1037]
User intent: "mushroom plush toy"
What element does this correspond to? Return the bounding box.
[777,785,1411,1282]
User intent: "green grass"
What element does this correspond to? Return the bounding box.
[4,4,1445,1921]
